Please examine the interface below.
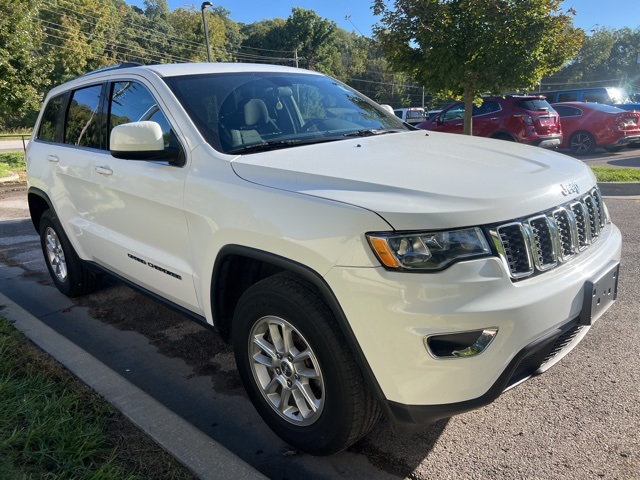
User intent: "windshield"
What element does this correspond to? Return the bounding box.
[164,71,407,154]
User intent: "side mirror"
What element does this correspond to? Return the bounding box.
[110,121,180,163]
[380,104,395,115]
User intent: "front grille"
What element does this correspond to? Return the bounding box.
[491,187,608,280]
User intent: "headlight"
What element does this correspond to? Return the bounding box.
[366,227,492,271]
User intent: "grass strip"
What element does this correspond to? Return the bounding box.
[591,166,640,182]
[0,316,195,479]
[0,151,26,180]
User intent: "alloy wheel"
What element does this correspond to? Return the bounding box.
[248,315,325,426]
[44,226,67,282]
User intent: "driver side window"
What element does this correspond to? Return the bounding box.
[442,104,465,121]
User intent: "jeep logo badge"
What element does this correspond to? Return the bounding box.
[560,182,580,196]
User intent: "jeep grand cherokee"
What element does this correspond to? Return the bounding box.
[26,63,621,455]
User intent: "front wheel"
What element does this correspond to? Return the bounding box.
[232,274,381,455]
[39,210,97,297]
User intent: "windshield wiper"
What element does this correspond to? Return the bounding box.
[342,128,402,138]
[226,136,342,155]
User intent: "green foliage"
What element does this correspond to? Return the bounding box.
[0,0,51,130]
[2,0,401,126]
[0,152,26,179]
[373,0,585,133]
[552,27,640,91]
[284,8,339,73]
[591,166,640,182]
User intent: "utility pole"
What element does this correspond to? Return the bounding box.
[201,2,213,62]
[294,49,299,68]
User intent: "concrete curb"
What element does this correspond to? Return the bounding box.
[0,172,19,183]
[0,292,268,480]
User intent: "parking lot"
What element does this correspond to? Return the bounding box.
[1,146,638,479]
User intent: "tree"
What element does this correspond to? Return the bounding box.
[167,7,227,62]
[551,27,640,92]
[39,0,123,84]
[283,8,339,73]
[0,0,51,129]
[373,0,584,134]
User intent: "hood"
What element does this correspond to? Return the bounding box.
[230,130,595,230]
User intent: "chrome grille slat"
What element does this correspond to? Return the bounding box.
[527,215,557,270]
[493,187,608,280]
[551,207,577,261]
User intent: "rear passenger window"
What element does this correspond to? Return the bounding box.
[554,106,582,117]
[473,101,501,116]
[37,94,65,142]
[65,85,103,149]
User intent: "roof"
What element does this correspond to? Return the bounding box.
[46,62,320,98]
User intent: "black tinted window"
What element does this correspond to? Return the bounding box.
[553,105,581,117]
[514,99,553,111]
[109,81,172,148]
[37,94,65,142]
[65,85,103,148]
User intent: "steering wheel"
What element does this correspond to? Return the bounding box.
[300,118,326,132]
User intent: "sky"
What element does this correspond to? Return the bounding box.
[129,0,640,37]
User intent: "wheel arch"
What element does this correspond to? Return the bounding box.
[490,131,517,141]
[210,245,388,405]
[27,187,55,233]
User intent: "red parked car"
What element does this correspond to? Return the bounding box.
[551,102,640,155]
[417,96,562,148]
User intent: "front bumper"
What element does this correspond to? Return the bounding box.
[325,222,621,425]
[387,316,586,430]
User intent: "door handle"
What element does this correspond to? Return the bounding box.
[46,155,59,163]
[490,117,499,121]
[94,166,113,176]
[455,123,463,127]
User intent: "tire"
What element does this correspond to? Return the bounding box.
[494,133,515,142]
[603,145,623,153]
[569,131,596,155]
[232,273,381,455]
[39,210,97,297]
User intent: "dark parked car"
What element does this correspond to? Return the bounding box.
[417,96,562,148]
[552,102,640,155]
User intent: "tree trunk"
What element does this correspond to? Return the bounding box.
[463,85,474,135]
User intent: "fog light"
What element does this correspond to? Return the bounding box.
[425,328,498,359]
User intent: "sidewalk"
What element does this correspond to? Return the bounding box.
[0,292,268,480]
[0,139,28,153]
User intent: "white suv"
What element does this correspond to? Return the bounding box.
[26,62,621,455]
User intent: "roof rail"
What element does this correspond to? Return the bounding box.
[77,62,144,78]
